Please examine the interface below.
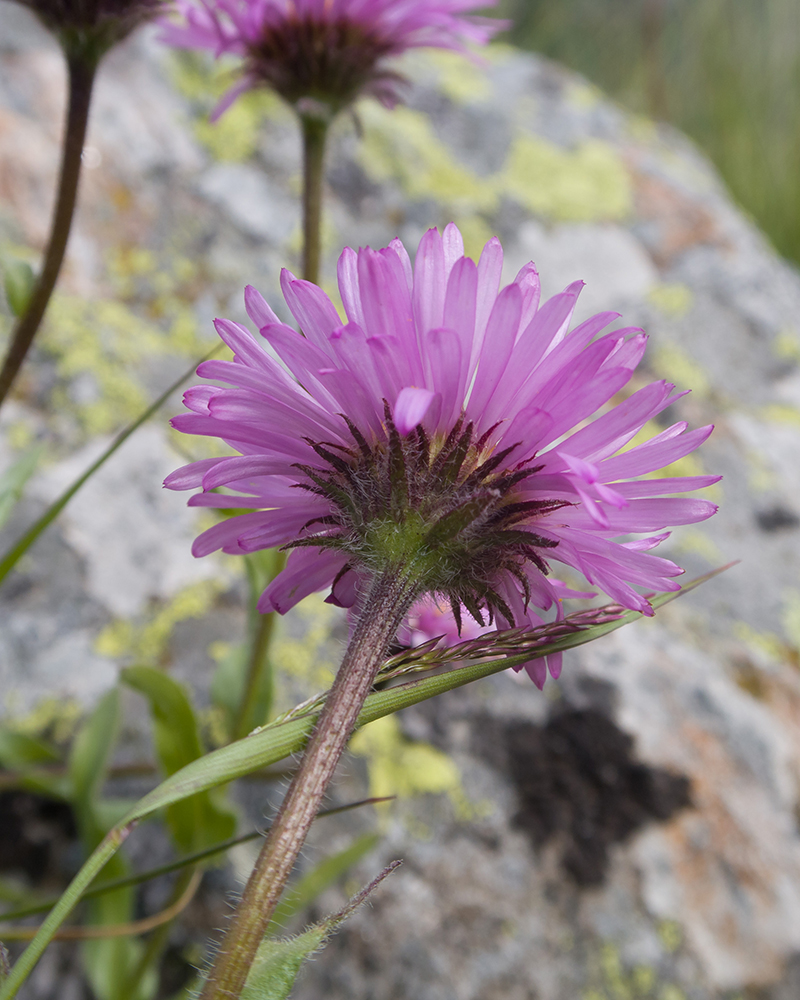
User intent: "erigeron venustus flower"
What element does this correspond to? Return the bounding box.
[398,596,493,648]
[18,0,164,59]
[158,0,505,117]
[165,224,719,686]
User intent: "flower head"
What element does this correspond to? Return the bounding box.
[20,0,164,61]
[159,0,505,117]
[399,596,493,648]
[166,224,719,686]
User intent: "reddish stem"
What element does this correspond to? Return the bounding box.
[199,567,417,1000]
[0,55,96,407]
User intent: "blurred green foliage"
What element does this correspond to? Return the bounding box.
[502,0,800,264]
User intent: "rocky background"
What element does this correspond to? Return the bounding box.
[2,2,800,998]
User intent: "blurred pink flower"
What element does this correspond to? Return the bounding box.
[399,596,494,648]
[166,224,719,686]
[159,0,505,116]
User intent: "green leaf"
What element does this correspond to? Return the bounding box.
[121,666,236,852]
[3,260,36,317]
[0,727,68,799]
[0,797,386,924]
[81,853,153,1000]
[211,551,285,743]
[0,728,61,768]
[0,449,42,532]
[240,924,328,1000]
[65,692,151,1000]
[0,347,220,588]
[68,688,121,843]
[0,568,727,1000]
[240,858,400,1000]
[122,668,204,774]
[116,569,726,830]
[271,832,379,929]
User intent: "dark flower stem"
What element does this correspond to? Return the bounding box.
[0,54,96,407]
[199,567,418,1000]
[300,114,329,285]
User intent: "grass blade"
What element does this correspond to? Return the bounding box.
[0,348,219,587]
[0,565,728,999]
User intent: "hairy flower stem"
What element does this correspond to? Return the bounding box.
[199,566,418,1000]
[300,114,328,285]
[0,55,96,407]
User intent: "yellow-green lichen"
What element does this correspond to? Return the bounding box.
[566,80,604,111]
[647,284,694,319]
[584,935,686,1000]
[421,48,492,104]
[771,328,800,363]
[740,445,779,493]
[43,296,161,434]
[350,714,468,815]
[657,919,682,953]
[780,589,800,650]
[40,249,210,437]
[357,103,632,237]
[502,135,631,222]
[359,103,496,212]
[670,529,723,564]
[733,622,785,665]
[599,943,633,1000]
[271,593,340,695]
[3,420,36,452]
[95,580,222,663]
[1,696,82,745]
[651,343,710,398]
[170,52,291,163]
[758,403,800,428]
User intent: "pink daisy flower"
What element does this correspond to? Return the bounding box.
[158,0,505,117]
[165,224,719,686]
[20,0,163,50]
[398,595,493,648]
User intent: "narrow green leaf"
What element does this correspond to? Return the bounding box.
[0,449,42,531]
[0,567,726,1000]
[240,924,328,1000]
[122,668,204,775]
[0,347,220,587]
[0,827,134,1000]
[3,260,36,318]
[121,667,236,853]
[211,550,286,742]
[271,832,380,929]
[81,852,151,1000]
[119,570,724,829]
[0,729,61,769]
[0,798,388,922]
[240,859,400,1000]
[68,689,121,838]
[67,692,145,1000]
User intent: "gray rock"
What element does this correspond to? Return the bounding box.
[2,5,800,999]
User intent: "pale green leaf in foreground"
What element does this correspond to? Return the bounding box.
[121,667,236,853]
[3,259,36,318]
[239,924,328,1000]
[0,566,729,1000]
[238,860,401,1000]
[0,448,41,531]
